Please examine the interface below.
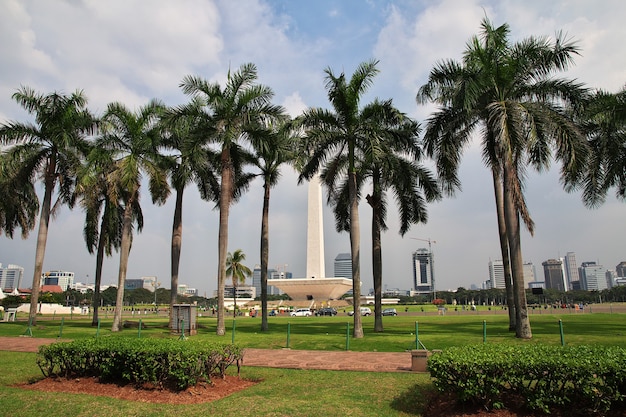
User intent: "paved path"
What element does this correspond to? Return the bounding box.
[0,337,414,373]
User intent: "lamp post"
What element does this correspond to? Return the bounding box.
[153,280,161,306]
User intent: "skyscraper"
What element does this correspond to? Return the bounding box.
[616,261,626,277]
[542,259,566,291]
[579,261,608,291]
[0,264,23,292]
[488,259,505,289]
[334,253,351,279]
[412,248,433,294]
[564,252,580,290]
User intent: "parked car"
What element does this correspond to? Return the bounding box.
[382,308,398,316]
[348,307,372,316]
[291,308,312,317]
[315,307,337,316]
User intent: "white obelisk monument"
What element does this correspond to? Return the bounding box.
[306,174,325,279]
[268,175,352,300]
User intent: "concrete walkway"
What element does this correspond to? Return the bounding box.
[0,337,413,373]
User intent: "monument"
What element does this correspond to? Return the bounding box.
[269,175,352,301]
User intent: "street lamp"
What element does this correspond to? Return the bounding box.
[153,280,161,306]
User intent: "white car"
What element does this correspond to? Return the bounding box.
[348,307,372,316]
[291,308,312,317]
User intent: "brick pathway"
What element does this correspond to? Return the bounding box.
[0,337,413,373]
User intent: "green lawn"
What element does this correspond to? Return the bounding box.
[1,307,625,416]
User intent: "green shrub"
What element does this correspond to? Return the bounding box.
[36,337,243,390]
[427,344,626,415]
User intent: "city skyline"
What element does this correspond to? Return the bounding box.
[1,1,624,297]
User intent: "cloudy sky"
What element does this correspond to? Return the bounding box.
[1,0,625,296]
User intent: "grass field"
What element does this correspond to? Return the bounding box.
[1,306,625,416]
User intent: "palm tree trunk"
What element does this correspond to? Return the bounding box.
[28,174,55,325]
[368,171,383,332]
[216,148,232,336]
[91,218,107,326]
[260,182,270,331]
[503,163,532,339]
[349,170,363,338]
[492,168,516,330]
[112,201,134,332]
[170,188,183,330]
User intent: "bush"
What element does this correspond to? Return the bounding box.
[427,344,626,415]
[36,337,243,390]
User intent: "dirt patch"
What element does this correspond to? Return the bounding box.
[18,375,257,404]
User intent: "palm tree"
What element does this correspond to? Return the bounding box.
[298,59,382,339]
[98,100,170,332]
[324,100,441,332]
[74,145,123,326]
[180,63,285,336]
[0,87,95,324]
[566,87,626,206]
[250,120,292,331]
[0,152,38,239]
[417,17,588,339]
[159,101,221,329]
[225,249,252,318]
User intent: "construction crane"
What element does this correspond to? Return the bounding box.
[411,237,437,300]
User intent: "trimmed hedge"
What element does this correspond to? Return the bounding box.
[36,338,243,390]
[427,344,626,415]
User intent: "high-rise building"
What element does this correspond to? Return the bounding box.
[255,266,287,296]
[523,262,536,288]
[42,270,75,291]
[488,259,505,289]
[579,261,608,291]
[564,252,580,290]
[616,261,626,277]
[0,264,24,292]
[412,248,434,294]
[542,259,566,291]
[334,253,352,279]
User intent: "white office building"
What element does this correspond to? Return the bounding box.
[579,262,608,291]
[334,253,352,279]
[42,270,74,291]
[488,259,505,289]
[0,264,24,292]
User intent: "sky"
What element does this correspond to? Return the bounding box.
[1,0,625,297]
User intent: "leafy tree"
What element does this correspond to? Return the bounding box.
[298,59,382,338]
[417,18,588,339]
[180,63,284,336]
[321,99,440,332]
[0,87,95,324]
[98,100,170,332]
[225,249,252,318]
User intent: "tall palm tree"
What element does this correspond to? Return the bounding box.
[0,87,95,324]
[98,100,170,332]
[324,100,441,332]
[298,59,381,339]
[180,63,285,336]
[75,145,123,326]
[160,101,221,329]
[250,120,292,331]
[225,249,252,318]
[566,87,626,206]
[417,17,588,338]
